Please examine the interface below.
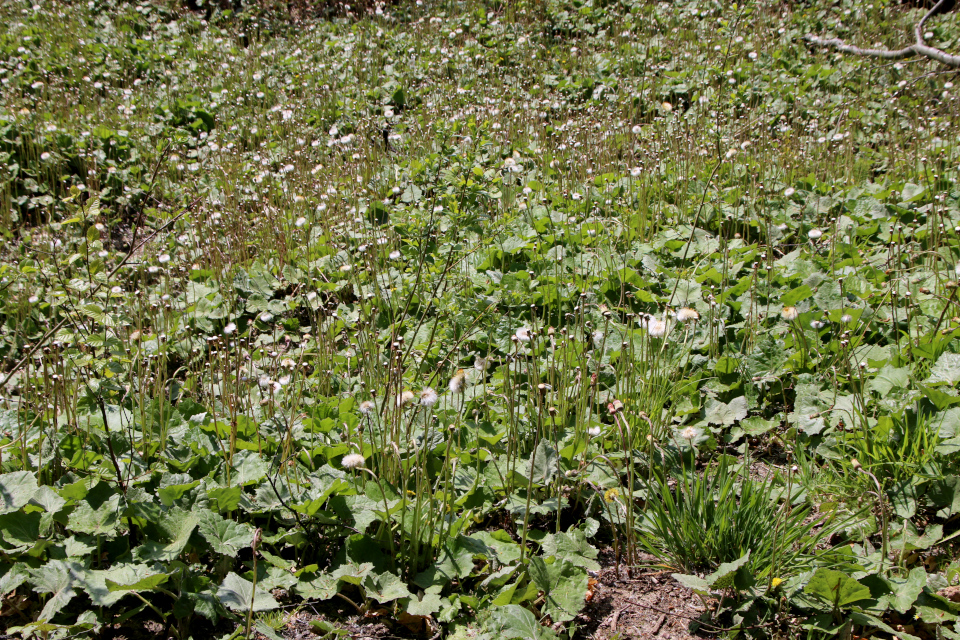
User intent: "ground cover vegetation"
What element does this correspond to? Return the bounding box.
[1,0,960,637]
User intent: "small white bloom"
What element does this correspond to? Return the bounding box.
[677,307,699,323]
[647,319,667,337]
[449,370,466,393]
[781,307,799,321]
[784,187,795,197]
[158,254,170,263]
[224,322,237,335]
[342,453,365,469]
[420,388,439,407]
[840,314,853,324]
[295,216,307,227]
[514,327,531,342]
[397,390,415,407]
[680,426,700,441]
[587,426,601,437]
[359,400,376,415]
[808,229,822,240]
[389,250,401,260]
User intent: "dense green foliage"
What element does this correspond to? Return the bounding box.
[2,0,960,637]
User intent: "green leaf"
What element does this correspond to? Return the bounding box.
[527,440,558,485]
[781,284,813,307]
[67,492,121,537]
[207,486,242,513]
[363,571,411,604]
[541,529,600,571]
[0,471,37,515]
[927,353,960,385]
[197,510,254,557]
[0,511,41,549]
[133,508,199,562]
[103,565,170,592]
[487,604,554,639]
[407,592,443,616]
[704,396,748,427]
[706,551,750,589]
[868,366,911,396]
[28,560,80,621]
[671,573,710,593]
[296,573,339,600]
[528,557,588,623]
[217,572,279,612]
[886,567,927,614]
[804,568,870,608]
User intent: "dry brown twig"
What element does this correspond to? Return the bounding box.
[805,0,960,68]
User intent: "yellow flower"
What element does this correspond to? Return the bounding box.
[771,577,783,589]
[603,488,620,503]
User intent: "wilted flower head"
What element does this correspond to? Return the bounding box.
[680,426,701,441]
[449,369,466,393]
[420,388,438,407]
[781,306,799,321]
[647,319,667,337]
[397,390,415,407]
[342,453,365,469]
[359,400,375,415]
[677,307,699,323]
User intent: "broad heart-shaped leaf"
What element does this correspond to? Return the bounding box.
[881,567,927,614]
[67,491,122,538]
[0,471,37,514]
[706,551,750,589]
[927,353,960,385]
[363,571,411,604]
[28,560,82,621]
[103,564,170,592]
[0,511,41,550]
[217,572,279,612]
[526,440,558,485]
[486,604,556,640]
[133,508,199,562]
[197,509,254,557]
[868,366,911,396]
[671,573,710,593]
[407,592,443,616]
[704,396,748,427]
[804,568,870,608]
[295,573,339,601]
[889,478,918,519]
[0,563,29,596]
[528,557,589,623]
[541,529,600,571]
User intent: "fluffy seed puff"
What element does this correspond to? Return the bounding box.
[420,388,439,407]
[342,453,365,469]
[449,369,466,394]
[676,307,699,323]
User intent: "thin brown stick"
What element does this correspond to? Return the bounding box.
[805,0,960,68]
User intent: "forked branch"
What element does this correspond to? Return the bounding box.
[804,0,960,68]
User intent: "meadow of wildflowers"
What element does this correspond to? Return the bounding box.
[1,0,960,637]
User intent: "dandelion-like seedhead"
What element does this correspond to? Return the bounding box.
[781,306,799,321]
[342,453,365,469]
[359,400,375,415]
[449,369,466,393]
[420,388,438,407]
[648,319,667,337]
[677,307,699,323]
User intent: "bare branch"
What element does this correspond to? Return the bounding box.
[805,0,960,68]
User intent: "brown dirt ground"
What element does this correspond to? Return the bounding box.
[272,550,714,640]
